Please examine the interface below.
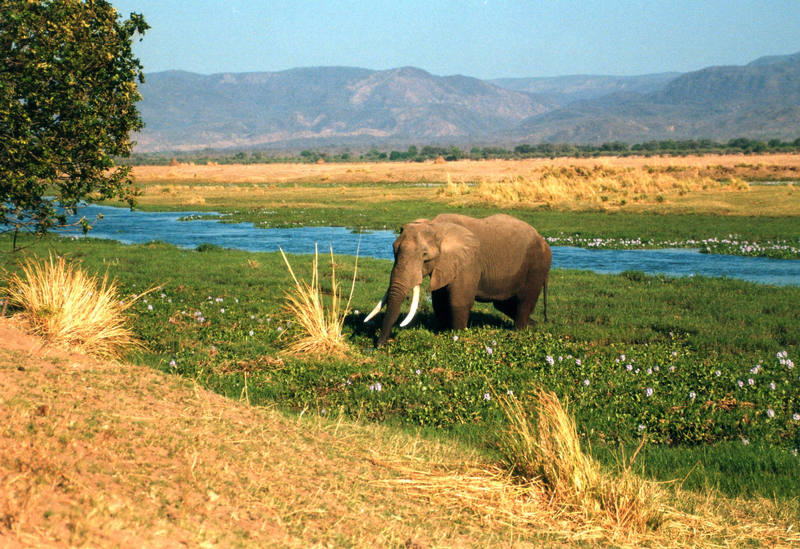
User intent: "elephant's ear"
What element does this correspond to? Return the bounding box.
[430,223,479,291]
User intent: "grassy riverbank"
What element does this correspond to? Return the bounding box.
[121,156,800,259]
[3,234,798,504]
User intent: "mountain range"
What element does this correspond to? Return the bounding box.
[133,51,800,152]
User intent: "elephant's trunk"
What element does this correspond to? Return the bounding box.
[374,251,425,347]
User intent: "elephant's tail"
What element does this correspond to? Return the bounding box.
[543,279,548,322]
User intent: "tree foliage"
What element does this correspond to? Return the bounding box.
[0,0,148,239]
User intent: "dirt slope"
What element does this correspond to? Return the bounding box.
[0,318,509,547]
[2,318,797,548]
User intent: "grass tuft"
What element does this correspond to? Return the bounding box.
[279,245,357,357]
[3,254,154,359]
[496,388,667,534]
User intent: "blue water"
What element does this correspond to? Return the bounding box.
[58,204,800,286]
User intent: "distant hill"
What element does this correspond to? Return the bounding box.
[490,73,680,104]
[513,52,800,144]
[133,51,800,151]
[134,67,553,151]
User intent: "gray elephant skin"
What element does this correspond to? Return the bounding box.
[365,213,552,346]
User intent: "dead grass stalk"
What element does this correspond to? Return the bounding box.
[279,245,358,357]
[3,254,156,359]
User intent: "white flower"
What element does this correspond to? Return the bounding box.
[169,359,177,368]
[741,437,750,445]
[453,335,459,342]
[626,364,633,372]
[689,391,696,400]
[546,355,555,366]
[645,387,654,397]
[715,370,721,377]
[147,304,153,311]
[485,346,493,355]
[750,365,761,374]
[747,378,755,386]
[737,380,744,388]
[767,408,775,418]
[583,379,590,386]
[506,389,514,396]
[483,393,491,401]
[248,330,254,337]
[415,369,421,375]
[638,424,646,432]
[770,382,776,391]
[793,413,800,421]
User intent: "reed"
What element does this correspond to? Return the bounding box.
[279,245,357,357]
[4,254,152,359]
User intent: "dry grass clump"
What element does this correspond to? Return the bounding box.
[280,245,357,357]
[377,388,798,546]
[496,389,666,534]
[3,254,152,359]
[439,165,750,208]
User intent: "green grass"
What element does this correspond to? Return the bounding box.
[2,233,798,503]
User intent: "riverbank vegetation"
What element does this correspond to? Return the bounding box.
[2,234,798,504]
[120,155,800,259]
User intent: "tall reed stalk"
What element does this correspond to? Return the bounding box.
[280,245,358,357]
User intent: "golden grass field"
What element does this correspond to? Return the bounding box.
[132,153,800,185]
[130,153,800,215]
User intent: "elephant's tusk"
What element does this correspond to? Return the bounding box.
[363,293,386,323]
[399,285,420,327]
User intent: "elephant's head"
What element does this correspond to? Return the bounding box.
[365,218,479,346]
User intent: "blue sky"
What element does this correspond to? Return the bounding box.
[111,1,800,79]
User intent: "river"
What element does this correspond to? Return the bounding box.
[56,204,800,286]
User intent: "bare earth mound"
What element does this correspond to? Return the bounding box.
[4,317,559,547]
[1,318,796,547]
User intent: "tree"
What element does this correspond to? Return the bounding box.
[0,0,148,245]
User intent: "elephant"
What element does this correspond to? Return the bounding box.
[365,213,551,347]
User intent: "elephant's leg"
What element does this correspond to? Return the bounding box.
[514,279,546,330]
[493,297,519,323]
[431,287,452,329]
[450,305,472,330]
